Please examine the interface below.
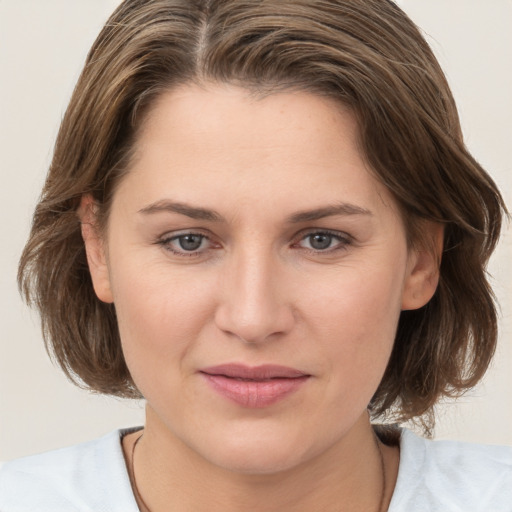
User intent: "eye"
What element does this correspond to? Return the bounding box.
[175,234,205,251]
[157,232,214,256]
[296,230,351,252]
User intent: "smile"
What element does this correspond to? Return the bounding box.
[200,364,310,408]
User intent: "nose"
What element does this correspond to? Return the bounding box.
[214,247,295,344]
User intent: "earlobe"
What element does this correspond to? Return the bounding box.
[78,195,114,304]
[401,222,444,311]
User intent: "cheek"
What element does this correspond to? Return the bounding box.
[300,259,405,383]
[304,259,404,334]
[109,258,217,388]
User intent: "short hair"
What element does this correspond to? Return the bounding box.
[18,0,506,433]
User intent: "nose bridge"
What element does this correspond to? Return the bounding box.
[215,242,293,343]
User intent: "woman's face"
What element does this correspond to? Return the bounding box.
[86,84,436,474]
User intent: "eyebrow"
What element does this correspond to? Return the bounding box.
[138,200,222,221]
[286,203,373,223]
[138,200,372,223]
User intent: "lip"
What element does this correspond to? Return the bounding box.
[200,364,310,408]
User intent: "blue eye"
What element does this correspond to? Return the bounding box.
[175,234,204,251]
[158,232,210,256]
[308,233,335,250]
[298,231,351,252]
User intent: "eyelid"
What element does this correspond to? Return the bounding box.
[154,227,354,258]
[293,228,354,252]
[156,230,219,257]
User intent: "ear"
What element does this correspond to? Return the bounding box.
[78,195,114,304]
[401,222,444,311]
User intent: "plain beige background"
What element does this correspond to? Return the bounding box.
[0,0,510,461]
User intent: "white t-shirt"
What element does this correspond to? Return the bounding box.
[0,427,511,511]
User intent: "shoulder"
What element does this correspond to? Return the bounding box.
[0,428,141,512]
[389,428,512,512]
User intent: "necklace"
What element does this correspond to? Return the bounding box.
[131,432,152,512]
[129,431,388,512]
[374,432,388,512]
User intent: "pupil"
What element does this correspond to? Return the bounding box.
[179,235,203,251]
[310,234,332,250]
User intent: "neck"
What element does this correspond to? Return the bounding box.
[125,409,398,512]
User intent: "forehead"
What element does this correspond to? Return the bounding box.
[118,83,399,221]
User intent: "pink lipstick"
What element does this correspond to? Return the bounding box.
[200,364,310,408]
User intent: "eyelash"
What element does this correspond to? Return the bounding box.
[294,230,353,254]
[157,232,213,258]
[156,229,353,258]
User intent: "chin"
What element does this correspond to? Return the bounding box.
[211,445,307,476]
[191,424,318,476]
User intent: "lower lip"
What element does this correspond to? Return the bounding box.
[201,374,309,408]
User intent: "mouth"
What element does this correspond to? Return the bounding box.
[200,364,310,408]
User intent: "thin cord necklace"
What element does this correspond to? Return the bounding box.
[129,431,388,512]
[131,432,152,512]
[374,432,388,512]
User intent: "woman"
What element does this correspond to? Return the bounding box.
[1,0,510,510]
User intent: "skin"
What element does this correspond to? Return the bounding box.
[82,84,441,511]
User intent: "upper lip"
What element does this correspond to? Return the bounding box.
[200,364,309,380]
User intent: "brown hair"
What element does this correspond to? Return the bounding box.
[18,0,506,433]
